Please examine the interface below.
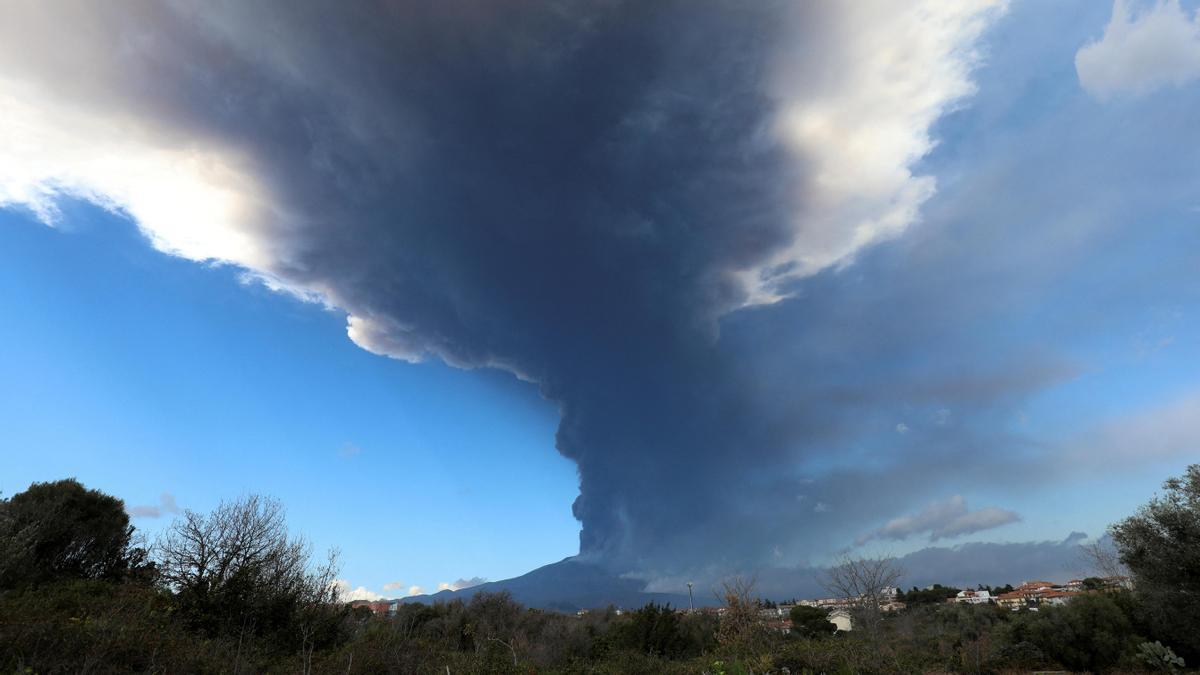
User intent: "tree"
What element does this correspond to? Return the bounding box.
[1082,536,1129,580]
[899,583,960,605]
[1110,464,1200,659]
[999,592,1137,672]
[788,604,836,638]
[154,494,342,657]
[0,479,146,590]
[714,576,770,656]
[466,591,523,665]
[822,555,902,643]
[616,602,689,657]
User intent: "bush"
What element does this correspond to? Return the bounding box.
[0,479,147,589]
[997,593,1139,672]
[1139,640,1186,672]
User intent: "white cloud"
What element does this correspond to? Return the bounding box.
[333,579,383,602]
[382,581,405,591]
[0,76,276,271]
[1076,0,1200,99]
[858,495,1020,544]
[127,492,182,519]
[895,422,910,434]
[406,585,425,596]
[743,1,1007,303]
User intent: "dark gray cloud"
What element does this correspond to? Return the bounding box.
[646,533,1097,600]
[3,0,1199,583]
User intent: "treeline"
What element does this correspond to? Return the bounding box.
[1,466,1198,673]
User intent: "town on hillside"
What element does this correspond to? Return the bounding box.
[350,575,1133,634]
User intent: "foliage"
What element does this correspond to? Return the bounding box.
[1110,463,1200,660]
[154,493,344,658]
[822,555,902,645]
[1139,640,1186,672]
[996,591,1139,672]
[714,576,772,657]
[5,475,1198,673]
[897,584,959,605]
[614,602,689,657]
[788,604,836,638]
[0,479,147,590]
[0,579,230,673]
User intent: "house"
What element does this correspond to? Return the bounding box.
[828,608,853,632]
[759,606,786,619]
[765,618,793,635]
[997,581,1080,610]
[996,590,1026,609]
[1037,590,1075,606]
[953,589,992,604]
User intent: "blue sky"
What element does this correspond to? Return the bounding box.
[2,0,1200,598]
[0,202,580,595]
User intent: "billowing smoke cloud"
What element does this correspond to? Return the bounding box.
[0,0,1006,571]
[4,0,1199,585]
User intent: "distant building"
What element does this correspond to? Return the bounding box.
[348,599,399,616]
[828,608,853,632]
[798,597,853,609]
[766,618,793,635]
[1103,575,1133,590]
[1037,590,1075,606]
[953,589,992,604]
[997,581,1079,610]
[759,606,787,619]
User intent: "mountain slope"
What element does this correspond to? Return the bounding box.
[404,557,691,612]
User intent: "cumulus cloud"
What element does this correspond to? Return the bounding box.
[437,577,487,592]
[381,581,405,592]
[333,580,383,602]
[127,492,181,519]
[858,495,1020,544]
[1076,0,1200,99]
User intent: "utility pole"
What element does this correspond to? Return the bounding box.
[687,582,695,613]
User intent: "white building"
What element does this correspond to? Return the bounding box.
[828,608,853,631]
[954,589,992,604]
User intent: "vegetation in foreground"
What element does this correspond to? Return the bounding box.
[1,465,1198,673]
